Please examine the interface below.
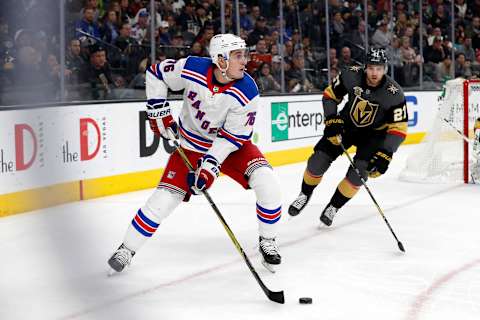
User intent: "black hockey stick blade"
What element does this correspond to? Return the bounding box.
[398,241,405,252]
[267,289,285,304]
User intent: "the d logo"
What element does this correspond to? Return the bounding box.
[15,124,37,171]
[80,118,101,161]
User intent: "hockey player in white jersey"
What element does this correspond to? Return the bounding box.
[108,34,282,273]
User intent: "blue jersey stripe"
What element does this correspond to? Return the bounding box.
[224,91,246,106]
[181,74,208,89]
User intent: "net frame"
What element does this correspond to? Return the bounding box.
[400,78,480,184]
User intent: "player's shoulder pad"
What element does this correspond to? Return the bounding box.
[384,76,405,102]
[340,64,363,83]
[226,72,259,107]
[183,56,212,76]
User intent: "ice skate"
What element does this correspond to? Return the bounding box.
[319,203,338,226]
[107,244,135,275]
[259,236,281,273]
[288,192,311,217]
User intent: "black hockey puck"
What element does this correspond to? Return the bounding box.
[299,297,312,304]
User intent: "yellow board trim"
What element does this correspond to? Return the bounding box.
[82,169,163,200]
[0,132,426,217]
[0,181,79,217]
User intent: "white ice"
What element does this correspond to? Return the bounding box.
[1,144,479,320]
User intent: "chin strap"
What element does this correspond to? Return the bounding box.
[215,61,234,82]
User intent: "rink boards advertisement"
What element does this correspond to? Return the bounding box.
[0,91,438,216]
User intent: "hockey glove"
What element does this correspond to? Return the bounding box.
[367,149,393,178]
[324,115,344,146]
[187,155,221,195]
[146,101,179,140]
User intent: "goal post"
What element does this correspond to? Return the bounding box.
[400,78,480,184]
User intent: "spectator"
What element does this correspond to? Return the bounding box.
[66,39,86,84]
[247,16,269,46]
[471,50,480,75]
[346,20,367,60]
[436,56,454,81]
[458,37,476,61]
[247,37,271,74]
[79,0,101,23]
[100,10,120,44]
[13,46,49,85]
[115,22,137,51]
[190,41,207,56]
[430,4,449,35]
[427,27,443,46]
[338,46,353,70]
[80,44,121,100]
[177,0,201,41]
[76,7,101,39]
[165,14,181,39]
[131,10,149,44]
[119,0,134,23]
[256,62,281,93]
[158,21,171,45]
[128,57,147,90]
[400,36,421,85]
[195,4,209,28]
[455,53,472,78]
[247,6,261,27]
[329,47,338,70]
[235,2,253,32]
[454,0,468,20]
[466,16,480,49]
[194,23,214,49]
[331,11,345,48]
[388,36,403,83]
[270,55,283,85]
[371,20,393,48]
[287,50,315,93]
[425,36,448,64]
[290,29,302,51]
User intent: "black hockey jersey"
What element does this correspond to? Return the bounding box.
[322,65,408,152]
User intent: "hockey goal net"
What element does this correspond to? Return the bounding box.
[400,78,480,184]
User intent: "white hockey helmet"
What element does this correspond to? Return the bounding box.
[209,33,247,66]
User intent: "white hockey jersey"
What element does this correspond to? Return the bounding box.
[146,56,260,164]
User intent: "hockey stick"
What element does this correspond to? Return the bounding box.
[442,118,480,160]
[169,136,285,304]
[339,141,405,253]
[442,118,474,144]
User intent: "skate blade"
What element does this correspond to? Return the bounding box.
[107,268,118,277]
[261,259,277,273]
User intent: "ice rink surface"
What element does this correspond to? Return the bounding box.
[1,144,479,320]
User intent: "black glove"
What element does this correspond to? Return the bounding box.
[367,149,393,178]
[324,115,344,145]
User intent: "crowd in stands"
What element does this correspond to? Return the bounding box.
[0,0,479,105]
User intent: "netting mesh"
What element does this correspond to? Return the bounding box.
[400,78,480,183]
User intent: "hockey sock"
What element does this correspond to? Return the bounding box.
[330,178,360,208]
[123,208,160,252]
[301,169,323,195]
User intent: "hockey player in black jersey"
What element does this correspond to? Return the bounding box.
[288,47,408,226]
